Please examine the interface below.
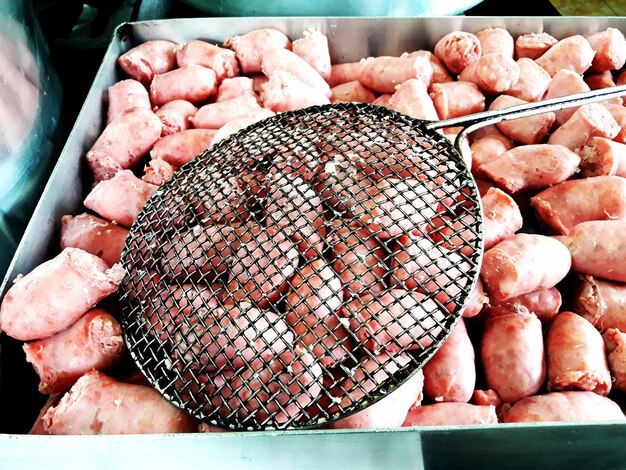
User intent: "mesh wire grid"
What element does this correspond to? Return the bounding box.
[118,102,483,430]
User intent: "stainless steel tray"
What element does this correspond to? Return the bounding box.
[2,17,626,469]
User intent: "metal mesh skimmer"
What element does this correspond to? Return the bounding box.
[118,102,483,430]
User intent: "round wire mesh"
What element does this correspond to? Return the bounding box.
[118,102,484,430]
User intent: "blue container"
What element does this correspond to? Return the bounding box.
[0,0,62,279]
[179,0,484,17]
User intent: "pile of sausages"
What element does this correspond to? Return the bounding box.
[3,24,626,434]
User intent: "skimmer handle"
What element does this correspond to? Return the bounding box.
[425,84,626,155]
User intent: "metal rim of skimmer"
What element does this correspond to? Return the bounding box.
[117,102,483,430]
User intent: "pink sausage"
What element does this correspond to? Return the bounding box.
[604,329,626,392]
[204,346,321,425]
[390,235,470,313]
[476,28,514,58]
[175,40,239,82]
[83,170,158,228]
[211,108,275,144]
[481,311,545,403]
[292,29,331,82]
[548,103,620,150]
[149,64,217,106]
[224,28,291,75]
[264,172,326,259]
[469,124,506,141]
[117,40,177,84]
[42,371,197,434]
[558,220,626,283]
[191,171,253,225]
[226,227,300,309]
[535,35,595,77]
[423,319,475,403]
[486,287,562,326]
[142,158,176,186]
[579,137,626,177]
[155,99,197,136]
[331,81,376,103]
[159,224,246,282]
[60,213,128,266]
[505,58,551,102]
[472,389,502,409]
[23,309,125,394]
[403,403,497,426]
[532,176,626,235]
[372,94,392,109]
[192,94,262,129]
[434,31,482,75]
[30,395,61,435]
[401,50,452,83]
[389,78,438,121]
[343,290,445,354]
[477,27,514,57]
[353,177,437,238]
[174,303,293,371]
[585,71,617,90]
[605,103,626,144]
[480,144,580,194]
[106,79,150,125]
[482,187,523,249]
[262,48,331,97]
[0,248,125,341]
[490,95,555,145]
[251,74,269,96]
[429,81,485,119]
[216,77,255,102]
[574,275,626,331]
[481,234,571,302]
[329,62,362,87]
[459,53,520,95]
[545,69,591,126]
[285,259,351,367]
[358,55,433,94]
[330,222,387,297]
[463,279,488,318]
[547,311,611,395]
[151,129,216,167]
[586,28,626,72]
[262,71,330,112]
[86,107,162,182]
[584,73,623,106]
[514,32,557,60]
[331,371,424,429]
[504,391,625,423]
[332,352,413,407]
[470,133,514,174]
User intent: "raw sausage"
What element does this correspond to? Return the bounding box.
[574,275,626,331]
[86,107,162,182]
[0,248,125,341]
[84,170,158,228]
[423,319,475,403]
[60,213,128,266]
[531,176,626,235]
[547,311,611,395]
[481,311,545,403]
[23,309,125,394]
[117,40,177,84]
[481,234,571,302]
[480,144,580,194]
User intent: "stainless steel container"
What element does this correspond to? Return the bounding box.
[2,17,626,469]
